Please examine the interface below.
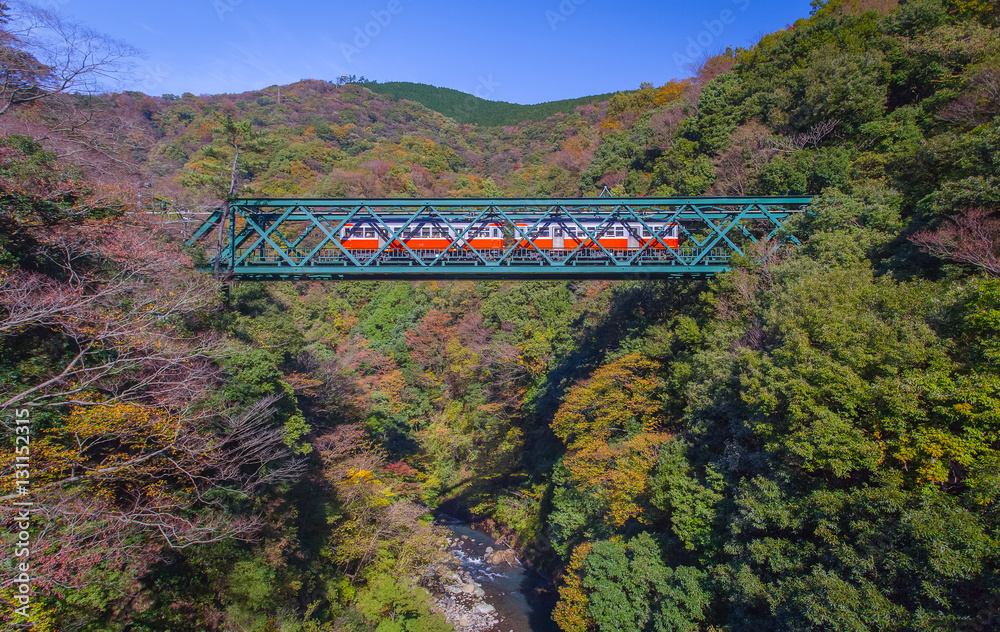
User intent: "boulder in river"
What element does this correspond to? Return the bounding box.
[473,603,496,615]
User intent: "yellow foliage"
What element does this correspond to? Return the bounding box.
[517,328,555,377]
[0,589,58,632]
[553,542,594,632]
[346,468,377,484]
[654,80,691,106]
[564,432,672,526]
[598,117,622,132]
[552,353,662,450]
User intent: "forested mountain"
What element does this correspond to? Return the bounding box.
[364,81,618,127]
[1,0,999,631]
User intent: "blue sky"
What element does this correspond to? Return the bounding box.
[47,0,813,104]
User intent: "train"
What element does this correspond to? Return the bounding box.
[334,218,680,257]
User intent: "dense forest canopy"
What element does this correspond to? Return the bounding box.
[1,0,999,630]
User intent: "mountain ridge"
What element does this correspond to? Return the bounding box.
[362,80,618,126]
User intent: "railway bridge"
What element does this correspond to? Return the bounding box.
[185,196,813,280]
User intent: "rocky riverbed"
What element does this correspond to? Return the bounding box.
[424,519,559,632]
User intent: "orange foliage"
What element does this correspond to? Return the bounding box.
[284,371,324,394]
[405,309,453,373]
[377,368,408,414]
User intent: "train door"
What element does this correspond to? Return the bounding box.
[628,223,640,249]
[553,226,564,250]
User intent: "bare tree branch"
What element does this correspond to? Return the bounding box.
[772,119,841,153]
[0,1,139,115]
[910,207,1000,276]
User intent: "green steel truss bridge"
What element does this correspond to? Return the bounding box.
[185,197,813,280]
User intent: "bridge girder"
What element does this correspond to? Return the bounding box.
[185,197,813,279]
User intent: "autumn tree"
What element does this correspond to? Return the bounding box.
[0,3,149,177]
[314,425,449,580]
[0,2,137,116]
[910,207,1000,276]
[549,353,670,553]
[182,114,270,272]
[0,143,305,598]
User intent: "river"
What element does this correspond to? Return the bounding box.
[436,518,560,632]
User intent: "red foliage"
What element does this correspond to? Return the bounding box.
[385,460,418,478]
[910,208,1000,276]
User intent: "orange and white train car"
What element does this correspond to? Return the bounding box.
[335,219,679,254]
[512,220,680,251]
[337,220,505,253]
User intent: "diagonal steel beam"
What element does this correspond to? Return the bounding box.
[232,206,300,268]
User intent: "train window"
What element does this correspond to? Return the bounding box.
[364,228,375,238]
[554,228,563,237]
[614,227,624,237]
[421,228,430,238]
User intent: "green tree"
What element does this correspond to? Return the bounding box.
[582,533,709,632]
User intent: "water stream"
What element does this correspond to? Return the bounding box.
[437,518,559,632]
